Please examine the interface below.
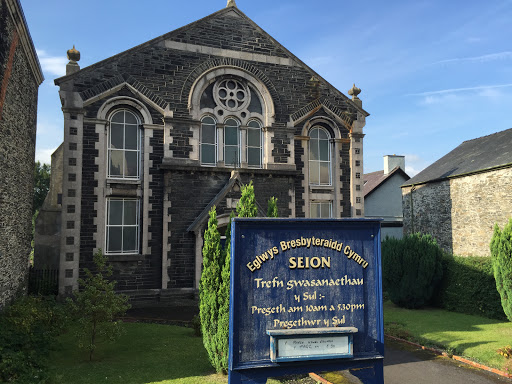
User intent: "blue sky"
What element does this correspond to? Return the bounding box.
[22,0,512,176]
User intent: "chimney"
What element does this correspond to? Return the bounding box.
[384,155,405,175]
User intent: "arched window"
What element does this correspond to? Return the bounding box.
[247,120,262,168]
[201,116,217,165]
[309,127,331,185]
[224,117,240,166]
[108,109,141,179]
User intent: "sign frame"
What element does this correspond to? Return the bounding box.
[228,218,384,384]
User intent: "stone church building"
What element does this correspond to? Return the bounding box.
[39,1,369,305]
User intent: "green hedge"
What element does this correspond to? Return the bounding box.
[435,255,506,320]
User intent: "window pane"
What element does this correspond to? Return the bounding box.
[109,150,123,176]
[110,123,124,149]
[320,202,331,218]
[248,147,261,167]
[125,151,138,177]
[124,111,138,124]
[202,144,215,164]
[225,126,238,145]
[309,162,319,185]
[248,129,261,146]
[320,162,330,184]
[202,125,216,144]
[318,129,329,140]
[310,128,319,139]
[310,203,320,218]
[248,120,260,128]
[107,227,122,253]
[310,140,319,161]
[202,116,215,125]
[225,146,238,165]
[109,199,123,225]
[124,200,137,225]
[125,125,138,150]
[319,139,329,161]
[123,227,137,252]
[111,111,124,123]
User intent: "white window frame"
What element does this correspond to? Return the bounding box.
[105,198,140,254]
[310,201,333,218]
[107,109,141,180]
[309,126,332,186]
[200,115,218,166]
[224,117,241,167]
[247,119,263,168]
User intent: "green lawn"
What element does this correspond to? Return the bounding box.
[384,300,512,370]
[49,323,305,384]
[50,323,227,384]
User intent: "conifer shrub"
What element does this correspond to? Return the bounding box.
[382,233,443,309]
[199,206,224,372]
[267,196,278,217]
[491,220,512,321]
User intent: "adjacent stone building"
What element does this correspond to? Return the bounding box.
[364,155,409,239]
[402,128,512,256]
[40,2,369,305]
[0,0,44,309]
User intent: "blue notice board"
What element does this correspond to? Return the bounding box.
[229,218,384,384]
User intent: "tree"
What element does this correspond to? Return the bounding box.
[33,161,50,214]
[491,220,512,321]
[67,250,130,360]
[216,210,235,373]
[199,206,223,372]
[267,196,278,217]
[236,181,257,218]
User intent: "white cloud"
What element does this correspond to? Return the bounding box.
[36,49,67,77]
[432,51,512,65]
[36,147,58,165]
[404,154,430,177]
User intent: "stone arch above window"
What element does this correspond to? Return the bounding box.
[301,116,341,139]
[189,67,275,127]
[97,96,153,124]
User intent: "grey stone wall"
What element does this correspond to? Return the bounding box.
[450,167,512,256]
[402,181,453,253]
[402,167,512,256]
[0,2,39,309]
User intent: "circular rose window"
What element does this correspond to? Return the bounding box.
[213,78,250,112]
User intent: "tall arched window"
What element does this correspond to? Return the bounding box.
[224,117,240,166]
[108,109,141,179]
[247,120,262,168]
[201,116,217,165]
[309,127,331,185]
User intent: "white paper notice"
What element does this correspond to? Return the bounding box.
[278,336,350,358]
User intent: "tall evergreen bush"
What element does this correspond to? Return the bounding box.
[491,220,512,321]
[267,196,278,217]
[199,206,223,372]
[382,233,443,309]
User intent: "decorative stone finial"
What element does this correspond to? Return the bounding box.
[227,0,237,7]
[67,45,80,62]
[348,83,361,99]
[66,45,81,75]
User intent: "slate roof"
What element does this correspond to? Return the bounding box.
[402,128,512,187]
[363,167,410,197]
